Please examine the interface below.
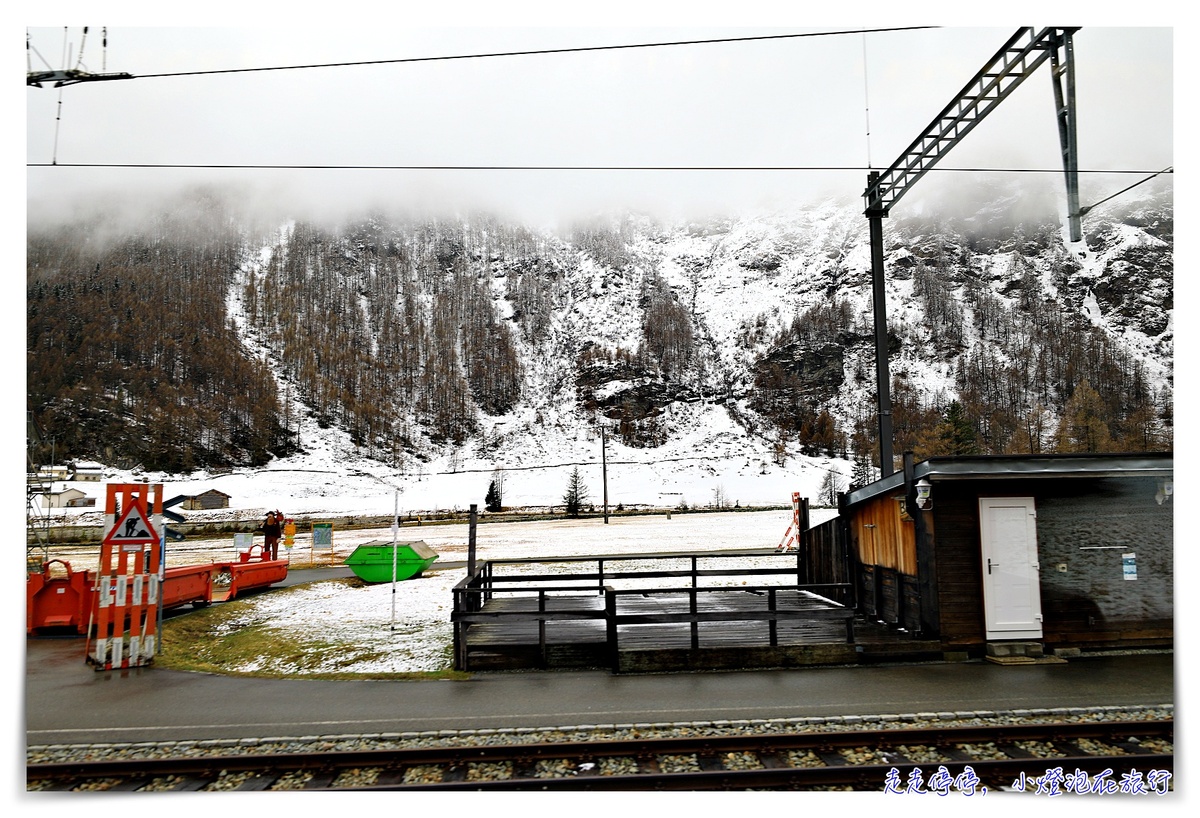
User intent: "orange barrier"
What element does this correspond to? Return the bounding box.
[161,563,217,609]
[215,553,289,602]
[90,483,164,669]
[27,553,288,634]
[26,560,93,635]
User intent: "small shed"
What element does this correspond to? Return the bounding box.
[183,489,232,510]
[828,452,1173,658]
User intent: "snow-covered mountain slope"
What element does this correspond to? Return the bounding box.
[52,179,1172,520]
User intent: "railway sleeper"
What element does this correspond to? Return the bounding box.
[995,742,1041,760]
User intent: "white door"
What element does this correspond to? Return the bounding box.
[979,497,1043,640]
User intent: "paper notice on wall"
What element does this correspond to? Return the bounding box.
[1122,552,1137,581]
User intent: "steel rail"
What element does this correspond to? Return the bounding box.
[28,719,1173,792]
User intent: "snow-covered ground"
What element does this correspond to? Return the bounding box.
[207,509,835,675]
[43,450,838,529]
[29,204,873,534]
[33,367,848,529]
[40,509,835,676]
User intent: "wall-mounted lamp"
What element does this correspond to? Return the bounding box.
[915,477,932,510]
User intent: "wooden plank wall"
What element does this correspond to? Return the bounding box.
[845,490,933,637]
[804,517,850,586]
[850,493,917,575]
[922,482,985,647]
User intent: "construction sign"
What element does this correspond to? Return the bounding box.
[87,483,164,671]
[103,498,160,550]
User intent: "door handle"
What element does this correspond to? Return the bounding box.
[987,558,998,574]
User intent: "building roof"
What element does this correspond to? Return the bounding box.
[43,486,87,498]
[845,452,1174,508]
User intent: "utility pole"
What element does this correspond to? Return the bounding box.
[468,504,478,578]
[601,426,609,524]
[866,170,894,477]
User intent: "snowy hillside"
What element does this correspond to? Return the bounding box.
[53,396,845,523]
[30,179,1172,524]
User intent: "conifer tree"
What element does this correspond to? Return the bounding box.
[850,449,875,490]
[485,479,502,512]
[937,400,979,455]
[1055,380,1114,452]
[562,467,589,517]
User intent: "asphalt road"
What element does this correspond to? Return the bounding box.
[25,562,1175,747]
[26,634,1174,747]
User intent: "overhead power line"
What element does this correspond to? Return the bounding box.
[26,25,1171,212]
[126,27,939,80]
[27,162,1171,175]
[1079,166,1173,215]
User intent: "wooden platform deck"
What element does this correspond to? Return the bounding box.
[451,553,941,673]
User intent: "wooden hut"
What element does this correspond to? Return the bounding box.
[183,489,232,510]
[831,452,1173,659]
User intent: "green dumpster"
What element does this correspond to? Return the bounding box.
[344,540,439,582]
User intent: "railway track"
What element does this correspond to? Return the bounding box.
[28,719,1173,793]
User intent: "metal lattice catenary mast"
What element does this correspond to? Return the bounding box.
[862,27,1081,476]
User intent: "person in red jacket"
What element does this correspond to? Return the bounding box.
[262,510,283,559]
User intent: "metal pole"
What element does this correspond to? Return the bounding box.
[468,504,478,578]
[602,427,609,524]
[390,490,398,630]
[867,171,895,477]
[156,526,164,654]
[1050,29,1081,242]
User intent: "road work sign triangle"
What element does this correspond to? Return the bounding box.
[104,500,159,547]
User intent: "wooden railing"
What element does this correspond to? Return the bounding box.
[451,552,854,671]
[603,583,855,658]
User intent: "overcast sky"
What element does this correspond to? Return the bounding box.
[23,6,1175,231]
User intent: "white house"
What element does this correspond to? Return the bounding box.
[37,465,71,481]
[41,487,94,509]
[70,461,105,482]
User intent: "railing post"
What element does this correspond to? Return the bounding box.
[452,588,463,670]
[538,590,548,667]
[798,496,810,584]
[690,588,699,649]
[598,558,605,595]
[768,588,778,647]
[606,589,619,672]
